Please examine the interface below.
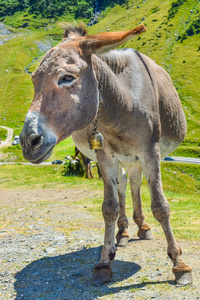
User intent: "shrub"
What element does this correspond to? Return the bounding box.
[62,158,84,177]
[178,16,200,42]
[168,0,187,20]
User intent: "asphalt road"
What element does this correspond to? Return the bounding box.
[0,157,200,166]
[162,157,200,165]
[0,161,52,165]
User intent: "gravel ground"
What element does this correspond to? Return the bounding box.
[0,188,199,300]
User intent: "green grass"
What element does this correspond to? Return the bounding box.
[0,127,7,141]
[0,163,103,190]
[0,25,63,129]
[173,146,200,158]
[50,136,75,161]
[0,162,199,241]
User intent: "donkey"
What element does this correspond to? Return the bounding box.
[20,23,192,286]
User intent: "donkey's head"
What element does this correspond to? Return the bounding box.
[20,23,146,163]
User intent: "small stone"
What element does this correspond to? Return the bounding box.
[54,235,65,241]
[44,247,57,254]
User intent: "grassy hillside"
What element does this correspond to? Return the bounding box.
[0,0,200,162]
[0,24,68,161]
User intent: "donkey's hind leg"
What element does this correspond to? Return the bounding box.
[128,164,153,240]
[116,168,129,247]
[140,142,192,285]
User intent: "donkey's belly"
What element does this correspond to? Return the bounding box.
[72,128,180,166]
[115,152,139,168]
[159,136,180,158]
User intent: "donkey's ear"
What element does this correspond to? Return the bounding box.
[80,25,147,55]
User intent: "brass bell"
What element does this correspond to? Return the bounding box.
[88,131,104,150]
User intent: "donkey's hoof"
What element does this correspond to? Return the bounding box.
[174,271,193,285]
[92,266,112,286]
[116,229,129,247]
[117,235,129,247]
[138,228,153,240]
[173,263,192,285]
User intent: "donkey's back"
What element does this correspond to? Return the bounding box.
[99,48,187,158]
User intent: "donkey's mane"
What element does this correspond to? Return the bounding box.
[64,22,88,38]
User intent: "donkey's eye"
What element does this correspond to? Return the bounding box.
[58,74,75,86]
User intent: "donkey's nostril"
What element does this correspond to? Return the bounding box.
[28,134,43,149]
[31,135,41,146]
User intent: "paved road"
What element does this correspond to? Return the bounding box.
[162,157,200,165]
[0,161,52,166]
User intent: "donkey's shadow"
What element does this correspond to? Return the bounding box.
[14,245,173,299]
[14,245,140,299]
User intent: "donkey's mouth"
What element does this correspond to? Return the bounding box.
[21,142,56,164]
[29,144,55,164]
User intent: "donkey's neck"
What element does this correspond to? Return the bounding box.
[92,53,133,125]
[98,52,129,76]
[93,54,130,99]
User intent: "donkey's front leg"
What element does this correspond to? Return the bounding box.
[92,152,119,286]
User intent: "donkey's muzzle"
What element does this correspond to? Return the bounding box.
[20,111,57,164]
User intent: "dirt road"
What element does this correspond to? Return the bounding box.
[0,126,13,160]
[0,126,13,147]
[0,188,199,299]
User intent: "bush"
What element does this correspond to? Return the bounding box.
[0,0,22,17]
[178,16,200,42]
[62,158,84,177]
[168,0,186,20]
